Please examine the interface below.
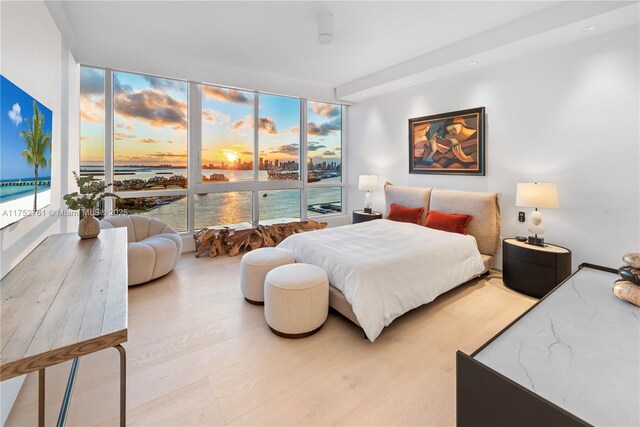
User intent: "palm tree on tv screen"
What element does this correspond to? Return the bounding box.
[20,101,51,211]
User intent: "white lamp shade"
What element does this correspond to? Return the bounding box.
[516,183,559,209]
[358,175,378,191]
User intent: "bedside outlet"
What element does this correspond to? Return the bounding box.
[518,211,525,222]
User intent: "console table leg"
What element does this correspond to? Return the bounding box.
[56,358,80,427]
[114,345,126,427]
[38,369,45,427]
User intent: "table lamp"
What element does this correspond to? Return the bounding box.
[516,183,559,247]
[358,175,378,214]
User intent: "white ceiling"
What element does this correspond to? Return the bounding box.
[58,1,558,84]
[51,1,638,101]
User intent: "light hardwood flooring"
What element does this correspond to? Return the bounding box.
[6,253,535,426]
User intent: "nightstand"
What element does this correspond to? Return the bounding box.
[352,210,382,224]
[503,238,572,298]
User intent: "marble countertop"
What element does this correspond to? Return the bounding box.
[475,267,640,427]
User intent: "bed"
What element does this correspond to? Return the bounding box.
[277,184,501,341]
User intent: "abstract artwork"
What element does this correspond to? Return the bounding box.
[409,107,485,175]
[1,75,53,228]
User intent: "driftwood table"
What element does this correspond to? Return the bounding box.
[0,229,128,426]
[194,220,327,258]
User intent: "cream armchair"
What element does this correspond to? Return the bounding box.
[100,215,182,286]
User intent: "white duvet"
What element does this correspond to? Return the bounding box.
[277,219,484,341]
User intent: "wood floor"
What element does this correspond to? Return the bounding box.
[6,253,535,426]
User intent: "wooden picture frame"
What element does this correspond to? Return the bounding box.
[409,107,485,176]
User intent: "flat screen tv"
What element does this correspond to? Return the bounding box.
[1,74,53,228]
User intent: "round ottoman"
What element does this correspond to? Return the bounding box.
[240,247,295,305]
[264,263,329,338]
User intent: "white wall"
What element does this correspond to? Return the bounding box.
[347,25,640,270]
[0,1,80,424]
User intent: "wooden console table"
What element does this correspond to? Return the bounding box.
[1,229,128,426]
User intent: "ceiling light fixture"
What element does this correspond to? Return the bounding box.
[469,61,478,66]
[318,13,334,45]
[583,25,598,31]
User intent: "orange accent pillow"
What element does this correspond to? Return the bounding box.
[387,204,424,224]
[424,210,473,235]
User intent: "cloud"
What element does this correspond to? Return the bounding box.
[229,115,253,131]
[80,97,104,123]
[308,117,341,136]
[270,143,299,154]
[307,142,326,152]
[258,117,278,135]
[334,146,341,151]
[113,74,132,94]
[203,108,231,124]
[149,152,188,158]
[322,151,336,156]
[115,123,134,130]
[143,76,186,92]
[229,119,247,131]
[203,86,252,104]
[80,136,90,141]
[115,88,187,129]
[309,101,340,118]
[240,151,253,155]
[114,132,135,141]
[138,138,159,144]
[80,68,104,95]
[115,156,145,162]
[8,103,22,125]
[228,117,298,136]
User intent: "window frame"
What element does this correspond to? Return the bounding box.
[82,66,348,236]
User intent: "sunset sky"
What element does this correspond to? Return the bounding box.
[307,100,342,166]
[79,67,105,167]
[113,71,188,167]
[80,68,342,169]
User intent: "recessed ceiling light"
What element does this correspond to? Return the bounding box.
[468,61,477,66]
[362,93,367,97]
[583,25,598,32]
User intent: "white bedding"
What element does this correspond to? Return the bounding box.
[277,219,484,341]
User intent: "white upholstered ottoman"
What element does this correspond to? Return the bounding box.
[264,263,329,338]
[240,247,295,305]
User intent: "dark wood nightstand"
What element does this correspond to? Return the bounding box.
[503,238,572,298]
[352,210,382,224]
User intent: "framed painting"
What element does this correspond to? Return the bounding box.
[409,107,485,176]
[1,74,53,228]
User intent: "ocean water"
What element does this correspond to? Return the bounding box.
[83,166,283,182]
[97,167,342,231]
[0,181,52,203]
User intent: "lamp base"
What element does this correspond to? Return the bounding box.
[364,207,372,214]
[528,236,545,247]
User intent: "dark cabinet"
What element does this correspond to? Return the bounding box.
[352,210,382,224]
[503,238,571,298]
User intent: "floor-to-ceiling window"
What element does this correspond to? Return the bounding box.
[306,100,343,217]
[79,67,106,217]
[79,66,347,234]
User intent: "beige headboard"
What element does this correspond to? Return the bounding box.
[383,183,432,224]
[384,183,501,256]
